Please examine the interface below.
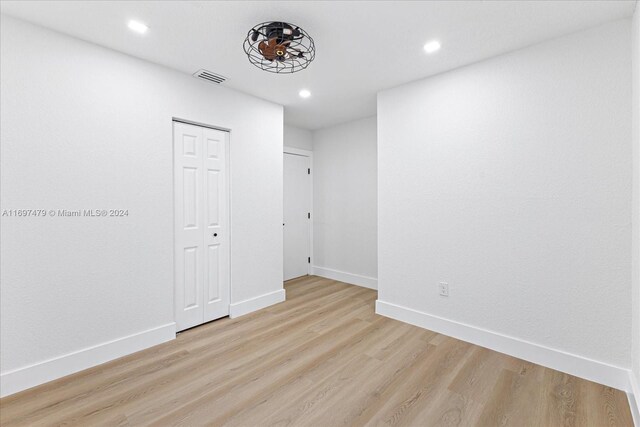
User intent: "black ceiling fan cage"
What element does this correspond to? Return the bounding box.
[243,21,316,73]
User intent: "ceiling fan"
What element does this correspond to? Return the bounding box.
[243,21,316,73]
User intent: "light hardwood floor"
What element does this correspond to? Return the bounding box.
[0,276,633,426]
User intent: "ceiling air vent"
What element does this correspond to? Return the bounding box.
[193,69,227,84]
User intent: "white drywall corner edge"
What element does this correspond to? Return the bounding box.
[628,371,640,426]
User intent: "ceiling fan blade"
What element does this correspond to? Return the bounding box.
[259,39,280,61]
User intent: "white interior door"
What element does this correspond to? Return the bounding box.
[174,121,230,332]
[284,152,311,281]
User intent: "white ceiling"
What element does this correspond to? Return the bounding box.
[1,0,636,130]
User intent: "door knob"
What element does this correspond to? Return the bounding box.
[213,233,218,237]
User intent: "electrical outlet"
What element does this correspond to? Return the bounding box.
[438,282,449,297]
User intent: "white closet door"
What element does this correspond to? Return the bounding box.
[202,127,229,323]
[284,153,311,281]
[174,122,229,332]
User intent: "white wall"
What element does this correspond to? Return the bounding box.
[631,1,640,410]
[0,15,284,396]
[377,20,632,388]
[312,116,377,288]
[284,125,313,151]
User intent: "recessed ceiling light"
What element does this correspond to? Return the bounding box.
[423,40,441,54]
[299,89,311,98]
[128,20,148,34]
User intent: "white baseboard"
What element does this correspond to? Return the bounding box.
[376,300,631,392]
[629,371,640,426]
[312,266,377,290]
[0,322,176,398]
[229,289,286,318]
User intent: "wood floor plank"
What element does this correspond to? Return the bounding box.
[289,332,436,426]
[145,320,383,425]
[576,380,634,427]
[448,346,509,405]
[0,276,633,427]
[540,369,579,426]
[476,368,545,427]
[412,389,484,427]
[355,336,473,426]
[223,327,417,427]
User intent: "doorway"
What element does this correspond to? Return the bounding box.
[283,148,312,281]
[173,121,231,331]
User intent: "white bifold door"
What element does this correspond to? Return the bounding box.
[283,152,311,281]
[174,121,230,332]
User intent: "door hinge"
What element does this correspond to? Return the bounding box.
[308,257,311,264]
[308,168,310,174]
[308,212,311,219]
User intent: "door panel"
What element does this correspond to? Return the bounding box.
[183,247,199,308]
[284,153,311,281]
[183,167,198,228]
[206,170,220,226]
[174,122,229,331]
[174,123,205,330]
[207,245,220,301]
[202,127,229,322]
